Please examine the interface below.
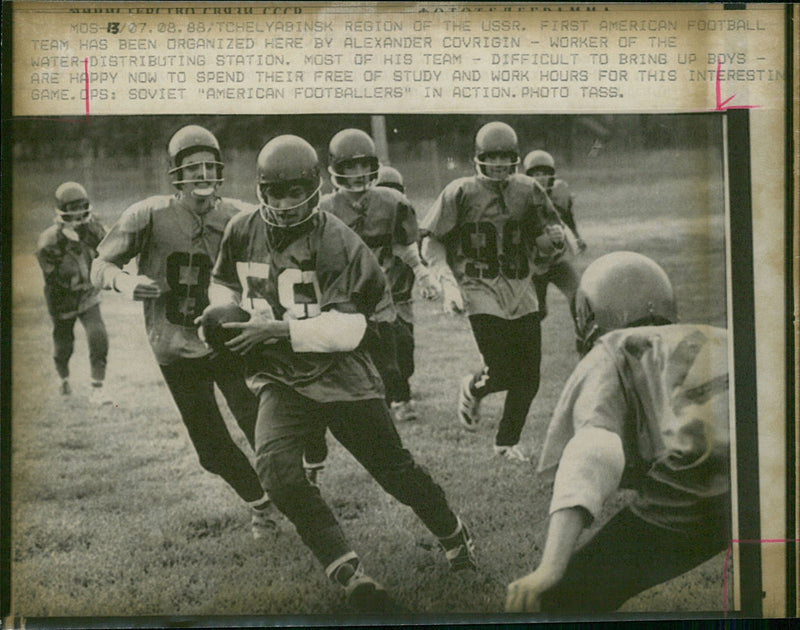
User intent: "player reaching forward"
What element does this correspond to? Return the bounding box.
[420,122,566,462]
[207,135,475,613]
[506,252,730,613]
[320,129,439,423]
[523,150,586,323]
[36,182,111,404]
[90,125,275,539]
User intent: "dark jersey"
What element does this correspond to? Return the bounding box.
[320,186,417,319]
[36,218,106,319]
[95,194,251,365]
[212,209,386,402]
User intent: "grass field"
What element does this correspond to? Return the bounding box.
[9,144,731,619]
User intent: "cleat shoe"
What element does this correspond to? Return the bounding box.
[391,400,418,422]
[250,503,277,540]
[494,444,531,463]
[346,576,403,613]
[439,518,477,572]
[329,553,405,614]
[457,375,480,431]
[60,379,71,396]
[88,385,114,406]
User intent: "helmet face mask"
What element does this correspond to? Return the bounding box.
[474,122,520,181]
[167,125,224,197]
[575,251,678,355]
[328,129,380,192]
[256,135,322,230]
[55,182,92,226]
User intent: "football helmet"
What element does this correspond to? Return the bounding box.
[167,125,224,194]
[328,128,380,192]
[256,134,322,228]
[55,181,92,225]
[376,165,405,193]
[523,150,556,190]
[473,121,520,181]
[575,251,677,354]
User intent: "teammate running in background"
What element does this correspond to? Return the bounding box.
[506,252,730,613]
[421,121,566,462]
[36,182,111,404]
[208,135,475,613]
[523,150,586,323]
[320,129,439,422]
[375,165,419,421]
[91,125,276,539]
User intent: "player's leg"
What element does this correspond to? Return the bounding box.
[540,503,730,613]
[391,315,417,421]
[327,397,476,570]
[159,357,266,506]
[457,314,510,430]
[52,315,76,394]
[253,384,343,560]
[208,350,259,447]
[494,313,541,457]
[550,260,580,323]
[253,385,397,611]
[532,271,550,320]
[78,304,110,402]
[363,319,404,405]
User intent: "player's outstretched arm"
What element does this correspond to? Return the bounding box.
[420,236,464,314]
[505,507,587,613]
[506,427,624,612]
[392,242,440,300]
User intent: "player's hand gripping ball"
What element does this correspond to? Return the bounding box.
[200,304,251,351]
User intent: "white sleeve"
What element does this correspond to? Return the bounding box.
[549,427,625,524]
[392,242,427,280]
[288,311,367,353]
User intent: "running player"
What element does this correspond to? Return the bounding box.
[523,150,586,323]
[90,125,274,539]
[208,134,475,613]
[36,182,111,404]
[421,121,566,462]
[375,165,418,421]
[320,130,439,422]
[506,252,730,613]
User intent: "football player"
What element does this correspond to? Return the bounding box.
[506,252,730,613]
[523,150,586,323]
[208,135,475,613]
[320,130,439,422]
[420,122,566,462]
[374,165,418,422]
[90,125,275,539]
[36,182,111,403]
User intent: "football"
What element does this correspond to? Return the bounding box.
[200,303,251,350]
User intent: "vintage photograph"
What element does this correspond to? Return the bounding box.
[9,112,735,618]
